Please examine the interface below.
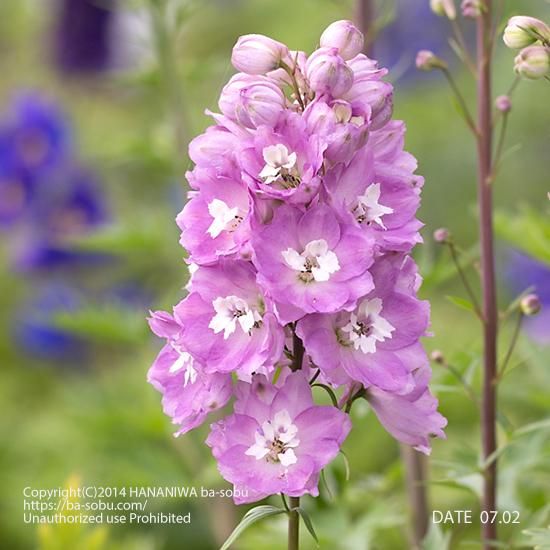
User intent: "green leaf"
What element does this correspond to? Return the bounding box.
[295,507,319,545]
[339,450,351,482]
[422,522,451,550]
[52,306,148,345]
[522,527,550,549]
[445,295,475,313]
[514,417,550,437]
[220,505,286,550]
[495,206,550,265]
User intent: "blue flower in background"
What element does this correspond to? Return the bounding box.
[0,92,109,269]
[14,167,109,271]
[14,283,87,362]
[505,250,550,345]
[2,92,70,176]
[375,0,457,83]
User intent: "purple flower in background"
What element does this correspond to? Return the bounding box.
[14,283,86,361]
[0,92,109,269]
[148,20,446,501]
[0,93,70,181]
[207,372,351,503]
[505,250,550,344]
[54,0,114,75]
[14,168,108,271]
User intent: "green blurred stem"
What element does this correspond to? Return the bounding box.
[441,68,479,136]
[451,19,476,75]
[491,111,508,177]
[400,446,428,549]
[496,312,523,382]
[447,242,483,320]
[475,2,499,548]
[150,1,189,169]
[446,363,479,406]
[288,497,300,550]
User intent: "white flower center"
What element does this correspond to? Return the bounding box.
[352,183,393,229]
[282,239,340,283]
[208,295,262,340]
[259,143,300,188]
[341,298,395,354]
[207,199,244,238]
[245,409,299,467]
[169,345,197,386]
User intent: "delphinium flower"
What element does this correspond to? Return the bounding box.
[0,92,108,270]
[0,92,118,363]
[148,20,446,508]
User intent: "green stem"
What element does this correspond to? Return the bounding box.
[288,497,300,550]
[447,242,484,320]
[442,68,479,136]
[150,1,189,171]
[496,312,523,382]
[451,19,477,75]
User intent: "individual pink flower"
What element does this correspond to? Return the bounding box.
[239,111,325,205]
[176,261,284,375]
[206,372,351,503]
[325,136,423,252]
[297,255,429,392]
[147,310,232,435]
[177,168,253,265]
[366,365,447,454]
[253,203,375,324]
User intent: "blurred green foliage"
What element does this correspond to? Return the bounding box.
[1,1,549,549]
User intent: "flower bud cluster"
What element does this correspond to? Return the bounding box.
[147,20,446,504]
[503,16,550,80]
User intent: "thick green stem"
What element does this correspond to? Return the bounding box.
[288,497,300,550]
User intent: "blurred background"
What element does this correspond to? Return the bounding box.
[0,1,548,549]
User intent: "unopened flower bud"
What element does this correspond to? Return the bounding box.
[495,95,512,113]
[320,20,364,61]
[430,0,456,20]
[520,294,541,316]
[306,47,354,97]
[231,34,289,75]
[503,16,550,49]
[416,50,447,71]
[433,227,451,243]
[514,45,550,80]
[219,74,286,128]
[461,0,483,18]
[430,350,446,365]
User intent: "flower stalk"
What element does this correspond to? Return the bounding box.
[476,2,499,547]
[288,496,300,550]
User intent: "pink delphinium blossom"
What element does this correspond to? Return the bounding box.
[147,19,446,505]
[206,372,351,503]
